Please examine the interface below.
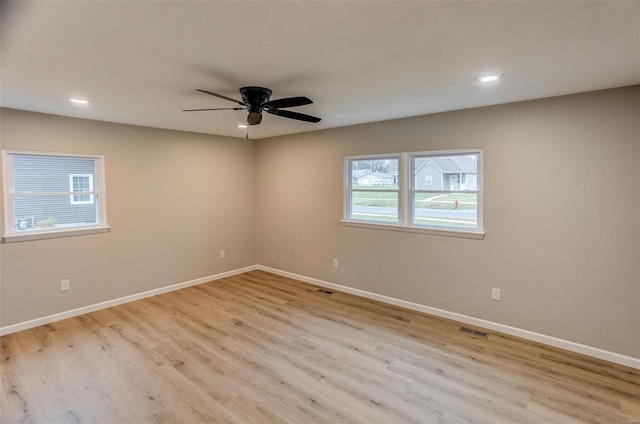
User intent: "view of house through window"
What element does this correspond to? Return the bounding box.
[344,149,482,234]
[411,152,479,229]
[2,150,107,239]
[70,174,95,205]
[347,156,400,223]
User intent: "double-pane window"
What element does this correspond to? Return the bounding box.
[345,156,400,224]
[344,149,482,236]
[3,150,108,240]
[411,152,480,230]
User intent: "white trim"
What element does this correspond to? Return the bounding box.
[2,149,16,235]
[0,265,258,336]
[257,265,640,370]
[400,153,410,227]
[2,263,637,369]
[2,149,104,159]
[341,220,485,240]
[3,225,111,243]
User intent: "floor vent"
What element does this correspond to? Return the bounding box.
[459,327,489,339]
[316,289,334,295]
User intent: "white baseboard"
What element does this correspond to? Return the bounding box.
[257,265,640,370]
[2,263,638,370]
[0,265,258,337]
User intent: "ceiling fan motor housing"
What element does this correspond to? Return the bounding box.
[240,87,272,108]
[240,86,272,125]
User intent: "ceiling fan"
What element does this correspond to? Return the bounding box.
[183,86,321,126]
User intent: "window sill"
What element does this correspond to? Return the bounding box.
[340,220,485,240]
[3,226,111,243]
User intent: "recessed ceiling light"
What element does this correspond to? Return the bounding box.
[69,98,89,105]
[238,124,248,129]
[475,74,503,83]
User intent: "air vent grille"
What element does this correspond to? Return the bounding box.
[459,327,489,339]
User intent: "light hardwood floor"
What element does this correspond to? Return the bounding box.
[1,270,639,423]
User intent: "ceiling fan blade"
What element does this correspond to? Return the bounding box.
[183,107,245,112]
[263,96,313,109]
[267,108,321,123]
[196,89,245,106]
[247,111,263,125]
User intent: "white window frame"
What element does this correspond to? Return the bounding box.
[69,174,95,205]
[344,153,401,225]
[2,149,110,242]
[342,148,484,240]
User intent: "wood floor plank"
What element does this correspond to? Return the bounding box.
[1,270,639,423]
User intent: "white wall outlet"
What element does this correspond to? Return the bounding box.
[61,279,71,291]
[332,258,339,268]
[220,250,225,258]
[491,288,501,301]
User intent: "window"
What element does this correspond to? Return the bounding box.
[411,151,480,231]
[3,150,109,241]
[69,174,94,205]
[345,155,400,224]
[343,149,483,238]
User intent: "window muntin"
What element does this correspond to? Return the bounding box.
[69,174,95,205]
[346,156,400,224]
[411,152,480,230]
[344,149,482,236]
[3,150,107,239]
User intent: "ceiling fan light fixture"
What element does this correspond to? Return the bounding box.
[475,74,503,83]
[247,111,262,125]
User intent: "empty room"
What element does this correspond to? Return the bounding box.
[1,1,639,423]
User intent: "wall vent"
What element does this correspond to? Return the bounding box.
[459,327,489,339]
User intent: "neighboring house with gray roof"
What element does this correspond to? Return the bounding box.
[414,156,478,191]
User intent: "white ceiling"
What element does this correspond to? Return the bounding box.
[2,1,639,140]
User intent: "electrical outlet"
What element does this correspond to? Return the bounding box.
[332,259,339,268]
[220,250,225,258]
[491,288,501,301]
[288,250,294,259]
[61,279,71,291]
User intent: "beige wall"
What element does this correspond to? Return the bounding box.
[2,87,638,360]
[0,109,256,326]
[256,86,640,358]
